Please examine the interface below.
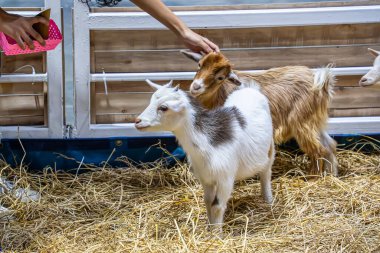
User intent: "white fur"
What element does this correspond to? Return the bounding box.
[360,48,380,86]
[136,82,274,230]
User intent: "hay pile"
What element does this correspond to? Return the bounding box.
[0,147,379,252]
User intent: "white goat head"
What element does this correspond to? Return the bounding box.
[135,80,185,132]
[180,50,241,97]
[359,48,380,86]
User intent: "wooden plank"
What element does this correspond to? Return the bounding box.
[1,52,45,74]
[91,23,380,51]
[92,0,380,12]
[0,82,44,94]
[0,116,45,126]
[335,75,363,87]
[93,46,375,73]
[96,114,137,124]
[330,108,380,117]
[331,86,380,109]
[95,92,152,115]
[0,96,44,116]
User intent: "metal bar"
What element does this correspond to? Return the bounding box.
[45,0,64,138]
[88,124,172,138]
[88,5,380,30]
[3,116,377,139]
[328,117,380,135]
[70,116,380,138]
[73,0,91,138]
[90,67,372,82]
[0,73,47,83]
[0,94,44,97]
[8,11,40,17]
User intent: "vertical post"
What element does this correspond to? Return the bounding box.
[73,0,91,137]
[45,0,64,138]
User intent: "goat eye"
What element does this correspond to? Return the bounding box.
[217,76,224,81]
[158,105,168,112]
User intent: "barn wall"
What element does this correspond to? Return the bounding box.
[89,21,380,124]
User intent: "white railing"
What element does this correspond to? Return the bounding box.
[73,1,380,138]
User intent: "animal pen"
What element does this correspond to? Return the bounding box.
[1,0,380,252]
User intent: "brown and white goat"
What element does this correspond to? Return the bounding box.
[181,50,337,176]
[359,48,380,86]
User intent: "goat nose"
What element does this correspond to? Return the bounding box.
[193,83,201,90]
[135,118,141,124]
[360,78,367,83]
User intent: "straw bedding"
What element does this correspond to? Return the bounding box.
[0,143,379,252]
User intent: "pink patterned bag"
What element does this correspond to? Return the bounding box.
[0,19,62,56]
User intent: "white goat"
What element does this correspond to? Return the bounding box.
[360,48,380,86]
[135,80,274,229]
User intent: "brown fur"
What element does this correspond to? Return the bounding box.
[192,52,338,176]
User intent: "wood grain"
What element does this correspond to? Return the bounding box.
[0,82,45,94]
[91,24,380,51]
[0,95,45,127]
[330,108,380,117]
[1,52,45,74]
[93,46,375,73]
[0,116,45,126]
[330,86,380,109]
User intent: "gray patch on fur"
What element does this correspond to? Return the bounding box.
[231,106,247,129]
[188,95,245,146]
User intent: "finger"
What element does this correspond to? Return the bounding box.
[26,27,45,46]
[20,31,35,50]
[200,41,213,54]
[203,37,220,52]
[31,16,50,26]
[15,35,26,50]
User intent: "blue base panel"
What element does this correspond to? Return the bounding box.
[0,134,378,171]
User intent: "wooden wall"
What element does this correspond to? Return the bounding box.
[0,52,46,126]
[90,21,380,124]
[0,82,46,126]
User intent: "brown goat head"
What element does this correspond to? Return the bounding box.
[181,50,241,99]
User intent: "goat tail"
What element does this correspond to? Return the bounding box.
[313,64,336,97]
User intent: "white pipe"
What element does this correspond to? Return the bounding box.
[88,5,380,30]
[0,73,47,83]
[90,67,371,82]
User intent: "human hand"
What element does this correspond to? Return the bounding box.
[180,28,219,53]
[0,10,49,50]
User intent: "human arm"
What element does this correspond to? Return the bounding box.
[130,0,219,53]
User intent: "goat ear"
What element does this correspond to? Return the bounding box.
[145,79,162,90]
[180,49,203,62]
[173,84,180,91]
[164,80,173,88]
[228,71,242,86]
[368,48,380,57]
